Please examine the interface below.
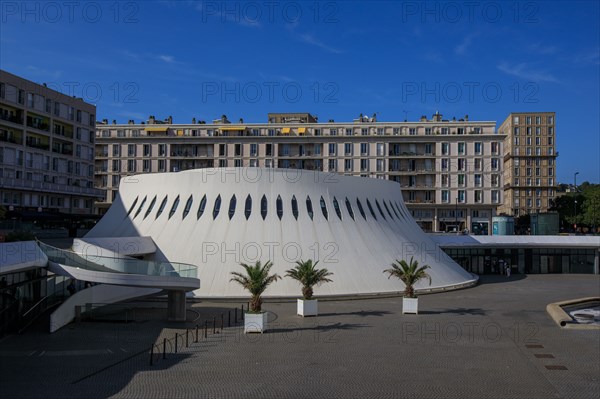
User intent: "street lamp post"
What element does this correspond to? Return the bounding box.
[574,172,579,232]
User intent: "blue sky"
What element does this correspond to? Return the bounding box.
[1,1,599,184]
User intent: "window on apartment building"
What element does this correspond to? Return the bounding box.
[281,144,289,156]
[143,159,151,172]
[491,174,499,187]
[458,174,466,187]
[425,128,432,135]
[234,159,242,167]
[425,144,432,154]
[513,127,520,135]
[113,145,120,156]
[127,160,136,172]
[344,143,353,156]
[458,190,465,203]
[492,190,500,203]
[473,174,481,187]
[457,158,466,171]
[547,147,554,155]
[441,174,449,187]
[266,144,273,156]
[328,159,337,171]
[158,159,166,172]
[314,144,321,155]
[514,178,519,186]
[360,159,368,172]
[491,158,499,170]
[250,144,258,156]
[235,144,242,156]
[329,128,337,136]
[441,158,449,171]
[458,142,465,155]
[143,144,151,157]
[219,159,227,167]
[474,190,482,203]
[474,142,482,154]
[376,159,384,172]
[441,142,449,155]
[361,128,368,136]
[345,128,352,136]
[360,143,368,156]
[526,116,531,124]
[344,159,353,172]
[377,128,384,136]
[112,159,120,172]
[513,116,519,123]
[441,190,449,203]
[548,168,553,176]
[376,143,385,156]
[474,158,482,171]
[491,142,499,154]
[219,144,226,156]
[527,127,532,135]
[547,116,554,124]
[128,144,136,156]
[409,128,417,135]
[535,116,541,124]
[329,143,337,155]
[0,83,4,99]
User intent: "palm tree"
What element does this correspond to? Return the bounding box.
[230,261,281,313]
[383,257,431,298]
[285,259,333,300]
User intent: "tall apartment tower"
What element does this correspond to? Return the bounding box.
[0,70,101,218]
[95,112,504,234]
[498,112,557,216]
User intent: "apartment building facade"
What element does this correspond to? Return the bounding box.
[498,112,557,217]
[95,112,504,234]
[0,70,101,219]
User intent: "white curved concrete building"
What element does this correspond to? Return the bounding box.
[86,168,477,297]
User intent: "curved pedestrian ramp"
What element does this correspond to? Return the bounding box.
[37,242,200,332]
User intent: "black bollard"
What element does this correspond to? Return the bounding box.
[186,329,189,347]
[175,333,178,353]
[213,316,216,334]
[221,314,224,331]
[163,338,167,359]
[204,320,208,339]
[235,308,238,323]
[228,310,231,327]
[195,324,199,343]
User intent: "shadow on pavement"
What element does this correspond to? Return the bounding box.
[420,307,487,316]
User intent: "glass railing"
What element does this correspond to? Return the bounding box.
[38,241,198,279]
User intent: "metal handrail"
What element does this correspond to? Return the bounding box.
[37,241,198,279]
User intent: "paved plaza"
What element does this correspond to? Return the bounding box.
[0,274,599,399]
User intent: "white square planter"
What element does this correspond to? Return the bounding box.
[244,312,268,333]
[402,297,419,314]
[297,299,318,317]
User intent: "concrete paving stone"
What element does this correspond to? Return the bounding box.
[0,274,598,398]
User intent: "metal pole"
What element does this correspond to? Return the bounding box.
[163,338,166,359]
[574,172,579,232]
[213,316,216,334]
[204,320,208,339]
[228,310,231,327]
[221,314,224,331]
[175,333,178,353]
[186,329,189,347]
[195,324,199,343]
[235,307,238,323]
